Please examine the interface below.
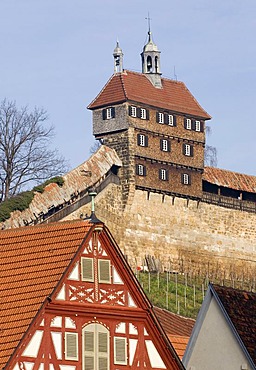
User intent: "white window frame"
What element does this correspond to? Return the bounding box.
[137,164,145,176]
[114,337,127,365]
[106,108,112,119]
[168,114,174,126]
[162,139,169,152]
[65,332,78,361]
[185,118,192,130]
[141,108,146,120]
[160,169,167,181]
[183,173,190,185]
[158,112,164,124]
[195,120,201,132]
[98,259,111,283]
[81,257,94,282]
[131,106,136,117]
[184,144,191,156]
[138,134,146,147]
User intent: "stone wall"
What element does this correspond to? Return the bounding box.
[64,184,256,280]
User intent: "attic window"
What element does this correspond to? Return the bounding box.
[81,257,94,282]
[98,260,111,283]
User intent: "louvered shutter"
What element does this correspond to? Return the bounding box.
[173,115,177,126]
[156,112,160,123]
[192,120,196,131]
[184,118,187,128]
[190,145,194,157]
[65,332,78,360]
[111,107,115,118]
[137,134,140,146]
[188,174,191,185]
[84,330,95,370]
[167,140,171,152]
[136,164,139,175]
[98,331,108,370]
[102,109,107,120]
[200,121,204,132]
[98,260,111,283]
[81,257,94,282]
[182,143,186,155]
[128,106,132,116]
[114,337,127,364]
[166,170,169,181]
[145,135,148,147]
[160,139,163,151]
[143,165,147,176]
[146,109,149,120]
[164,113,168,124]
[136,107,141,118]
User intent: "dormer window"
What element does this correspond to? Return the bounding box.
[102,107,115,120]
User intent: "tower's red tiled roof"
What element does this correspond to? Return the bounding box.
[212,284,256,364]
[0,220,92,369]
[203,167,256,193]
[88,70,211,119]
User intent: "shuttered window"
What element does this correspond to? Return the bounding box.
[83,324,109,370]
[160,139,170,152]
[102,107,115,120]
[184,118,192,130]
[65,332,78,360]
[136,164,146,176]
[129,105,149,120]
[183,143,194,157]
[159,168,169,181]
[114,337,127,365]
[98,260,111,283]
[182,173,191,185]
[81,257,94,282]
[137,134,148,147]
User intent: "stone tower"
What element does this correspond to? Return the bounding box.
[88,32,211,205]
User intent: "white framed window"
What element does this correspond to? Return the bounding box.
[160,139,170,152]
[131,106,136,117]
[83,324,109,370]
[137,134,148,147]
[81,257,94,282]
[158,112,164,124]
[136,164,146,176]
[159,169,168,181]
[182,173,191,185]
[168,114,174,126]
[114,337,127,365]
[185,118,192,130]
[183,143,193,157]
[106,108,112,119]
[141,108,146,120]
[65,332,78,361]
[195,120,201,132]
[103,107,115,120]
[98,259,111,283]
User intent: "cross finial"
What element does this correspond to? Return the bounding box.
[145,12,152,36]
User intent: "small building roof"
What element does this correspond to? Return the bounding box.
[203,166,256,193]
[212,284,256,365]
[88,70,211,119]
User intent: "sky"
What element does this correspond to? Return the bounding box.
[1,0,256,175]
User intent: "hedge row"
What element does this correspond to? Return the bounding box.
[0,176,64,222]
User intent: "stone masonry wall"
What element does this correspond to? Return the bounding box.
[64,184,256,280]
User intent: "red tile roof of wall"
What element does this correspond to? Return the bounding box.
[213,284,256,364]
[88,71,211,119]
[204,167,256,193]
[0,220,92,369]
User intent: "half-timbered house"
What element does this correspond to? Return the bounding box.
[0,218,185,370]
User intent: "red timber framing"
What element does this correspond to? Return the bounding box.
[4,220,184,370]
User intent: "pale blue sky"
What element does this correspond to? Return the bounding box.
[1,1,256,175]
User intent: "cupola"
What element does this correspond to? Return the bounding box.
[113,41,123,73]
[141,30,162,88]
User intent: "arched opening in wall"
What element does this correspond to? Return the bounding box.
[83,323,109,370]
[147,56,152,72]
[155,56,158,73]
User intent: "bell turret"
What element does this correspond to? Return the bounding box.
[141,30,162,88]
[113,41,123,73]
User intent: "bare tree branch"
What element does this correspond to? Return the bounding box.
[0,99,68,202]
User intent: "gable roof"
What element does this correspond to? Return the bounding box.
[212,284,256,365]
[204,167,256,193]
[88,70,211,120]
[0,219,184,370]
[0,220,93,369]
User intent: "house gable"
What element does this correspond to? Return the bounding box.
[2,221,184,370]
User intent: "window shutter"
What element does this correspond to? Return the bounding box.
[98,330,108,370]
[182,143,186,155]
[102,109,106,120]
[167,140,171,152]
[164,113,168,125]
[128,106,132,116]
[192,120,196,131]
[156,112,160,123]
[160,139,163,151]
[159,168,162,180]
[166,170,169,181]
[65,332,78,360]
[190,145,194,157]
[145,135,148,147]
[137,134,140,146]
[143,166,147,176]
[136,107,141,118]
[84,330,95,370]
[184,118,187,129]
[98,260,111,283]
[200,121,204,132]
[114,337,127,364]
[136,164,139,175]
[146,109,149,120]
[188,174,191,185]
[111,107,115,118]
[173,115,177,127]
[81,257,94,282]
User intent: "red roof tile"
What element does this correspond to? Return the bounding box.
[88,70,211,119]
[203,167,256,193]
[213,284,256,364]
[0,220,92,369]
[167,335,190,359]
